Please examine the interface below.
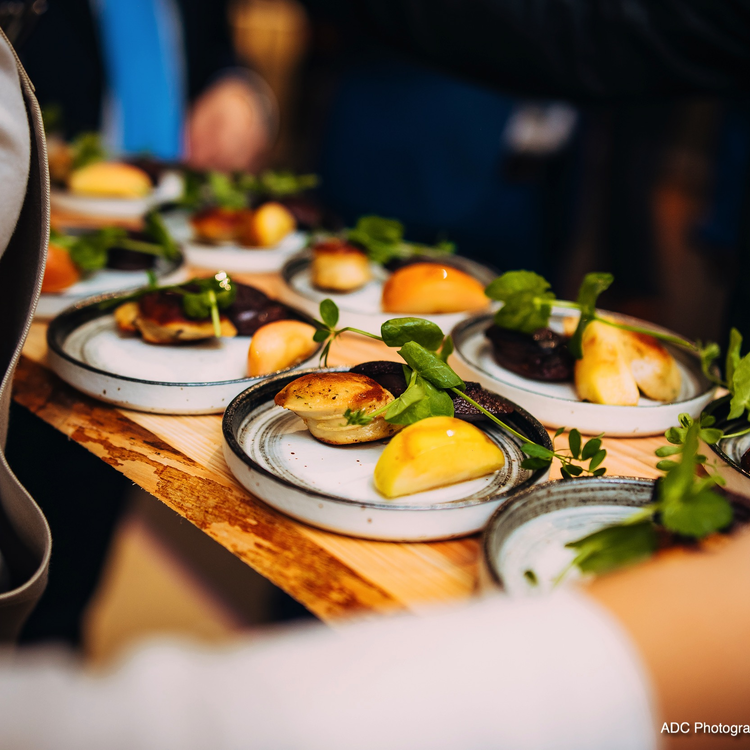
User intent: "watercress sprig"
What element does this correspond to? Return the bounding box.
[558,413,733,581]
[345,215,456,266]
[485,270,718,368]
[314,299,606,478]
[52,211,179,273]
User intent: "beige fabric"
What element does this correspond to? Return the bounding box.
[0,29,52,642]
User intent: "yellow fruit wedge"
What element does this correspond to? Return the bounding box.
[374,416,505,498]
[575,321,639,405]
[248,320,318,376]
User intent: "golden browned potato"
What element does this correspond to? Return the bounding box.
[41,243,81,293]
[68,162,151,198]
[620,330,682,402]
[237,202,296,247]
[381,263,488,314]
[190,207,243,243]
[114,301,139,332]
[311,239,372,292]
[247,320,318,377]
[373,416,505,498]
[574,321,640,406]
[274,371,402,445]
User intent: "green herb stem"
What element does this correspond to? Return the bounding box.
[207,289,221,338]
[721,425,750,440]
[448,387,531,444]
[593,315,696,351]
[116,239,166,256]
[339,327,384,341]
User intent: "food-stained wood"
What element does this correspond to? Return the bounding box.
[15,264,668,620]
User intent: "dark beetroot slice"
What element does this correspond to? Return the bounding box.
[349,361,514,422]
[226,282,292,336]
[106,247,156,271]
[485,324,574,382]
[453,382,514,423]
[350,361,408,398]
[741,448,750,474]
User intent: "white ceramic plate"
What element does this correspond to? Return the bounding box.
[222,368,552,541]
[279,251,498,332]
[36,252,187,320]
[47,292,323,415]
[50,171,184,219]
[451,311,715,437]
[481,477,655,594]
[161,210,308,273]
[702,396,750,501]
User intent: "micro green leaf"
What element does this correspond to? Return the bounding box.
[521,457,553,471]
[523,569,539,586]
[554,426,566,438]
[568,429,582,459]
[569,272,613,359]
[655,444,683,458]
[565,521,658,577]
[726,328,743,387]
[381,318,444,350]
[581,437,602,461]
[521,442,555,459]
[486,271,556,335]
[439,335,454,362]
[728,352,750,420]
[588,449,607,472]
[398,341,464,390]
[320,298,339,328]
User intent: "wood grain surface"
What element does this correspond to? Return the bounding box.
[15,268,667,622]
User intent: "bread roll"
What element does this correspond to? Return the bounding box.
[381,263,487,314]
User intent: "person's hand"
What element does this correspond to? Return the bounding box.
[185,76,274,172]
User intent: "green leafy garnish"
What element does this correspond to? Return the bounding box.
[568,272,614,359]
[562,414,734,582]
[239,170,318,197]
[519,429,607,479]
[70,132,106,170]
[485,270,556,335]
[346,215,455,266]
[52,210,179,273]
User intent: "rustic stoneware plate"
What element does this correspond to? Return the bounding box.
[161,210,308,273]
[481,476,655,594]
[50,170,183,219]
[702,396,750,501]
[451,311,715,437]
[47,292,322,415]
[36,250,187,320]
[279,251,498,333]
[222,368,552,541]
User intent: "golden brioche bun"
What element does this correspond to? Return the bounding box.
[381,262,488,314]
[68,162,152,198]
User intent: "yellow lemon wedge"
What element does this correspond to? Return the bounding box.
[373,416,505,498]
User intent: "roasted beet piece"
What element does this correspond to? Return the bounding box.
[350,361,408,398]
[453,382,514,422]
[741,448,750,474]
[349,361,514,423]
[486,324,574,382]
[226,282,291,336]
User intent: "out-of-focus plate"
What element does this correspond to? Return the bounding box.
[451,311,715,437]
[481,477,655,594]
[47,291,322,415]
[161,210,307,272]
[279,251,497,332]
[36,251,187,320]
[50,171,183,219]
[222,368,552,541]
[702,395,750,501]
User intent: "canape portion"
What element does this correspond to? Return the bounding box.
[381,263,487,314]
[115,291,237,344]
[374,416,505,498]
[41,243,81,293]
[311,239,372,292]
[274,372,401,445]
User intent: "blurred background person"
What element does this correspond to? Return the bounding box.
[17,0,276,170]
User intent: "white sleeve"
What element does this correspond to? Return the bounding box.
[0,591,657,750]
